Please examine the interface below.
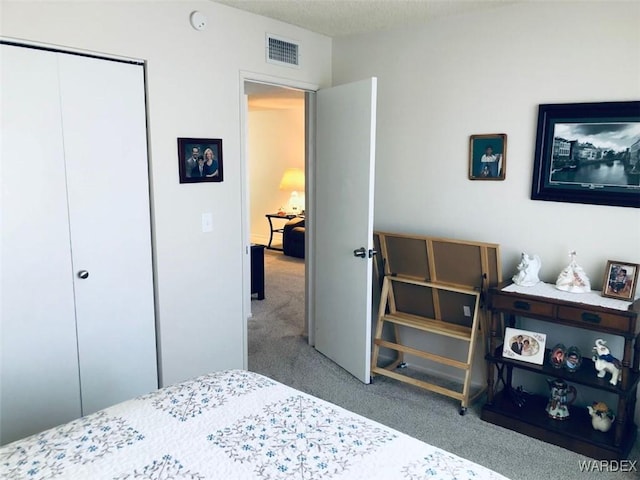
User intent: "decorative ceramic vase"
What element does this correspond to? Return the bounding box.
[564,346,582,372]
[546,378,577,420]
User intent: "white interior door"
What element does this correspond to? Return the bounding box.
[58,54,158,414]
[0,45,82,444]
[314,78,377,384]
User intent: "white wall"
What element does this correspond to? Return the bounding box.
[1,1,331,386]
[333,1,638,280]
[248,102,305,246]
[333,0,640,416]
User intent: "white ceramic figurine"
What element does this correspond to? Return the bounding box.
[587,402,615,432]
[512,253,541,287]
[555,250,591,293]
[592,339,622,386]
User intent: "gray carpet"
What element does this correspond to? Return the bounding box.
[248,250,639,479]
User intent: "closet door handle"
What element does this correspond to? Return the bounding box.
[77,270,89,279]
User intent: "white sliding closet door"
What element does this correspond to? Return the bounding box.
[57,54,157,415]
[1,46,82,444]
[1,44,157,445]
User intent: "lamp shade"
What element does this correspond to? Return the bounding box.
[279,167,305,192]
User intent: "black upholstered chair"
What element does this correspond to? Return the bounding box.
[282,217,305,258]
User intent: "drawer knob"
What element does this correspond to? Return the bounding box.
[514,301,530,311]
[582,312,601,323]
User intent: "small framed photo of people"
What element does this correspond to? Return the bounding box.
[548,343,566,369]
[602,260,639,301]
[178,138,223,183]
[503,327,546,365]
[469,133,507,180]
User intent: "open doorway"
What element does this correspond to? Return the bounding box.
[244,80,309,367]
[245,82,306,248]
[242,76,377,383]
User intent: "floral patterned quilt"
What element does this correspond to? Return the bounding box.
[0,370,509,480]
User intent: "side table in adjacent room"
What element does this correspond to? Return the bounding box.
[251,244,265,300]
[265,213,297,250]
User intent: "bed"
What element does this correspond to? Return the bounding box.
[0,369,508,479]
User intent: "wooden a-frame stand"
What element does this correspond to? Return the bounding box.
[371,231,501,414]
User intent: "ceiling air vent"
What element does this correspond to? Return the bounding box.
[266,34,300,68]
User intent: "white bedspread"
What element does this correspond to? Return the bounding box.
[1,370,508,479]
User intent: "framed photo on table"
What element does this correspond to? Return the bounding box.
[602,260,639,301]
[178,137,223,183]
[531,101,640,208]
[503,327,546,365]
[469,133,507,180]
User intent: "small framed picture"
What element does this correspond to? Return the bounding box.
[564,346,582,372]
[469,133,507,180]
[549,343,566,369]
[178,137,223,183]
[602,260,639,301]
[503,327,546,365]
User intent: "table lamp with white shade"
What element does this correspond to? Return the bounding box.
[279,167,305,215]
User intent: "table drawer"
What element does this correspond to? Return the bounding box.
[557,306,631,333]
[492,294,555,317]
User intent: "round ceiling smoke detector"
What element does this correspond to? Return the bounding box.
[190,11,207,31]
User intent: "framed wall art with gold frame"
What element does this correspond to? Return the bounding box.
[469,133,507,180]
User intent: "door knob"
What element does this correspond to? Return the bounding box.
[77,270,89,279]
[369,249,378,258]
[353,247,367,258]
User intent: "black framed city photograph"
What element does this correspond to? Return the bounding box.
[178,137,223,183]
[468,133,507,180]
[602,260,639,301]
[531,101,640,208]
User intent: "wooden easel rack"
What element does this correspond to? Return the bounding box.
[371,231,501,414]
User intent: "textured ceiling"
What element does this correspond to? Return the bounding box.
[212,0,518,37]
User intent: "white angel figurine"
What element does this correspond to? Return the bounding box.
[512,253,541,286]
[555,251,591,293]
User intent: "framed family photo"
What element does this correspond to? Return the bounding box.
[503,327,546,365]
[531,101,640,208]
[469,133,507,180]
[602,260,639,301]
[178,137,223,183]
